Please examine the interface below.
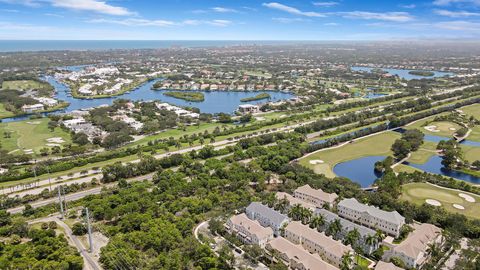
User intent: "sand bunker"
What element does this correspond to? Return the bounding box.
[255,117,266,121]
[46,143,60,147]
[26,121,41,125]
[46,137,65,144]
[426,199,442,206]
[459,193,476,203]
[424,125,439,132]
[309,160,325,165]
[453,204,465,210]
[449,128,456,131]
[280,115,287,118]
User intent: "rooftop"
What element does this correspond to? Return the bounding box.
[338,198,405,225]
[246,202,289,226]
[228,213,273,240]
[295,184,338,203]
[392,223,441,260]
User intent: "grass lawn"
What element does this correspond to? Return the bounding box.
[462,103,480,119]
[299,131,400,178]
[1,80,45,90]
[0,103,15,118]
[464,146,480,163]
[467,126,480,143]
[408,120,462,137]
[401,182,480,219]
[0,118,71,154]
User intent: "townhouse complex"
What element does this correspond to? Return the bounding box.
[337,198,406,237]
[225,213,273,248]
[293,184,338,208]
[245,202,289,236]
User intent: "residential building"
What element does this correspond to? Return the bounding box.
[284,221,353,267]
[245,202,289,236]
[238,104,259,114]
[293,184,338,208]
[35,97,58,107]
[21,104,44,113]
[225,213,273,248]
[275,192,315,211]
[375,261,403,270]
[266,237,338,270]
[315,208,376,252]
[337,198,405,237]
[383,223,442,269]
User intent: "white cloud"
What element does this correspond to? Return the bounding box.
[272,17,310,23]
[44,12,64,17]
[51,0,133,16]
[312,2,339,7]
[399,4,416,8]
[341,11,414,22]
[435,20,480,30]
[211,7,238,13]
[0,21,54,31]
[182,19,232,27]
[0,0,40,7]
[433,0,480,6]
[88,18,175,27]
[262,2,326,17]
[434,9,480,17]
[324,22,339,26]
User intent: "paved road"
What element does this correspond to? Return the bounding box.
[29,215,102,270]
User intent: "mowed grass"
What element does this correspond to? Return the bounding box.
[462,103,480,119]
[408,120,462,137]
[0,118,71,154]
[299,131,401,178]
[0,103,15,118]
[401,182,480,219]
[1,80,45,90]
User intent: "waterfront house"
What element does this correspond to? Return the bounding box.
[21,104,44,113]
[238,104,260,114]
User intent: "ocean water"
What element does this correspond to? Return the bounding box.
[0,40,312,52]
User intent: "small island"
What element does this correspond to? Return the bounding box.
[408,70,435,77]
[240,93,271,102]
[163,91,205,102]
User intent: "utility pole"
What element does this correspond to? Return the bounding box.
[47,166,52,192]
[86,207,93,253]
[57,187,64,219]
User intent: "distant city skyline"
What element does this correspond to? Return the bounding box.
[1,0,480,40]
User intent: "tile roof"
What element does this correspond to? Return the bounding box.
[392,223,441,260]
[375,261,403,270]
[246,202,289,226]
[267,237,338,270]
[295,184,338,203]
[286,221,353,258]
[276,192,315,210]
[315,208,376,238]
[338,198,405,225]
[229,213,273,240]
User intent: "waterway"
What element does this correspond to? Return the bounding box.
[1,77,295,123]
[351,66,454,80]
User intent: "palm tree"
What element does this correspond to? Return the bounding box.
[426,243,440,259]
[265,193,277,208]
[289,204,303,221]
[300,207,313,225]
[340,252,354,270]
[327,219,343,239]
[345,228,361,248]
[309,215,325,231]
[375,229,386,245]
[275,197,289,214]
[365,234,377,254]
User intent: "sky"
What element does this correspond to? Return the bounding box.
[1,0,480,40]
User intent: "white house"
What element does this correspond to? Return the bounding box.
[238,104,259,114]
[337,198,405,237]
[275,192,316,211]
[21,104,44,113]
[225,213,273,248]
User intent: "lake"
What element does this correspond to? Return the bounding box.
[351,66,454,80]
[394,129,480,147]
[404,155,480,184]
[333,156,385,188]
[1,77,295,123]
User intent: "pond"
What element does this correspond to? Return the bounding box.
[333,155,385,188]
[351,66,454,80]
[394,128,480,147]
[404,155,480,184]
[1,76,295,123]
[363,92,388,99]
